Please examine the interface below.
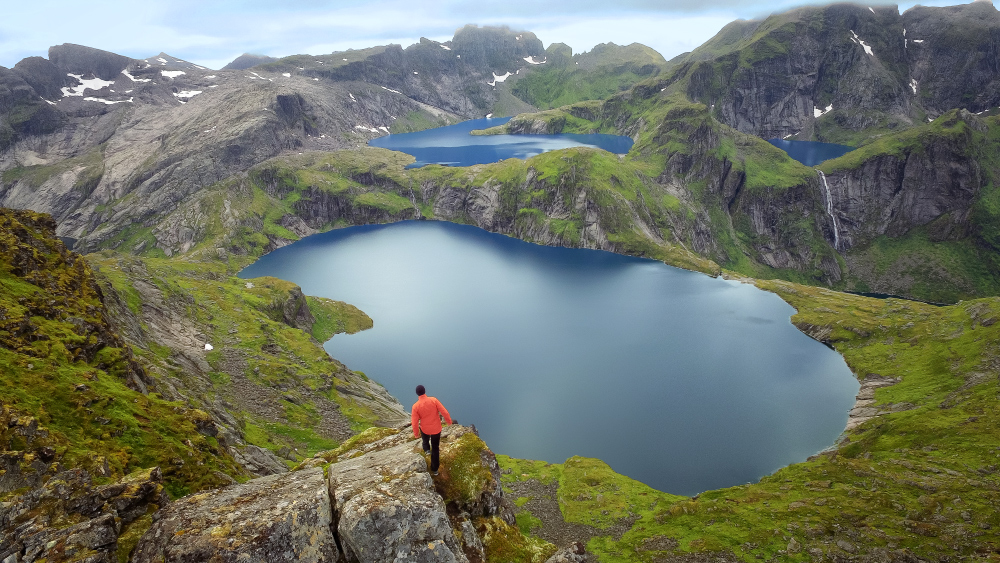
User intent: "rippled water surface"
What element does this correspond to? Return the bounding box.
[240,221,858,495]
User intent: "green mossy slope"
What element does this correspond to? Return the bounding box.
[0,209,242,497]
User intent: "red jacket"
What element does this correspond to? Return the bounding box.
[411,395,451,437]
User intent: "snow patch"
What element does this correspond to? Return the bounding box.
[124,90,133,94]
[209,85,218,88]
[173,90,202,99]
[523,56,545,65]
[61,74,116,97]
[161,70,186,78]
[378,126,390,133]
[282,73,291,77]
[157,57,167,63]
[869,6,875,13]
[313,78,319,81]
[910,79,918,94]
[122,69,151,83]
[487,71,512,86]
[912,39,925,43]
[849,31,875,57]
[814,104,834,118]
[83,96,132,105]
[343,58,348,61]
[354,125,379,133]
[441,45,451,50]
[380,85,403,95]
[413,71,418,74]
[486,113,493,118]
[205,75,216,79]
[245,281,254,289]
[43,99,56,106]
[194,65,206,70]
[204,343,213,351]
[349,92,356,101]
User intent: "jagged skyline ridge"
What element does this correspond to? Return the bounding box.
[2,0,969,70]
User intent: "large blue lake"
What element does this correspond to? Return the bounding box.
[370,117,634,168]
[768,139,855,166]
[240,221,858,495]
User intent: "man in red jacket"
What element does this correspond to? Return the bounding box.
[411,385,452,475]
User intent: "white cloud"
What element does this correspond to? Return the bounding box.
[0,0,980,69]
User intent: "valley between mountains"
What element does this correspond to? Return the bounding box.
[2,2,1000,562]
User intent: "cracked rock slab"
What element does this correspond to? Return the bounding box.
[131,467,336,563]
[328,442,469,563]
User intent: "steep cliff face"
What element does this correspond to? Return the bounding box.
[821,109,986,249]
[674,2,1000,144]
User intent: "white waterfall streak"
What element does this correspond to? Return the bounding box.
[817,171,840,250]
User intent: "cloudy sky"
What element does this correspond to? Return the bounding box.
[0,0,973,70]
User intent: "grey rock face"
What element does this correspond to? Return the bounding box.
[48,44,134,82]
[545,542,587,563]
[0,467,166,563]
[823,112,983,250]
[128,426,517,563]
[132,468,337,563]
[679,2,1000,139]
[328,441,468,563]
[228,444,290,477]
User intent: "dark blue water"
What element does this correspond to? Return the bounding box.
[370,118,634,168]
[240,221,858,495]
[768,139,855,166]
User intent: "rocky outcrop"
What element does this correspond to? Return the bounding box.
[131,425,530,563]
[0,467,167,563]
[131,468,337,563]
[329,440,468,562]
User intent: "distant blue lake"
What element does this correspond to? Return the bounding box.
[768,139,855,166]
[370,117,634,168]
[240,221,859,495]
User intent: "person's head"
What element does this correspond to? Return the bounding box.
[416,385,426,396]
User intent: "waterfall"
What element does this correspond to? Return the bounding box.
[817,171,840,250]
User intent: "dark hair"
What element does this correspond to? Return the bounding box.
[415,385,425,396]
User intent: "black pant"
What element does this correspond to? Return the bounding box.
[421,431,441,472]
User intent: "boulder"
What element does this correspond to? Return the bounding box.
[328,441,468,563]
[0,467,166,563]
[131,467,336,563]
[228,444,289,476]
[545,542,587,563]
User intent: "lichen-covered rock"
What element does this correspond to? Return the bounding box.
[131,467,336,563]
[0,466,166,563]
[228,444,289,477]
[328,440,468,563]
[544,542,586,563]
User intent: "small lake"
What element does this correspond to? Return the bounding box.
[240,221,859,495]
[370,117,634,168]
[768,139,855,166]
